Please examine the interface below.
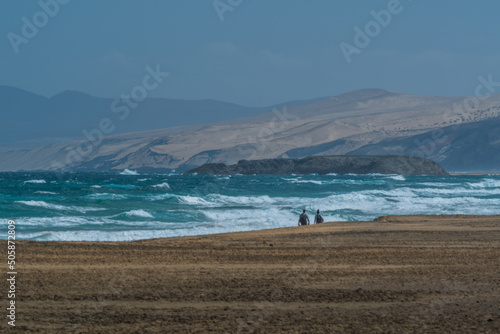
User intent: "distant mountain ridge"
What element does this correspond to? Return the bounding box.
[0,85,321,149]
[1,88,500,172]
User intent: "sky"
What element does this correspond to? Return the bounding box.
[1,0,500,107]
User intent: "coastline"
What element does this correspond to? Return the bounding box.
[3,215,500,333]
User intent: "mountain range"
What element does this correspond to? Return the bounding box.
[1,86,500,172]
[0,85,318,149]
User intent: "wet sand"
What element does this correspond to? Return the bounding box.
[2,215,500,333]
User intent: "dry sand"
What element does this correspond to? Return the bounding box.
[2,215,500,333]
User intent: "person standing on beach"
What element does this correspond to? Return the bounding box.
[298,209,310,226]
[314,209,324,224]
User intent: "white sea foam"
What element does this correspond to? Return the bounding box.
[85,193,127,200]
[282,177,301,182]
[467,178,500,189]
[24,179,46,184]
[177,195,214,206]
[15,200,103,213]
[17,216,104,227]
[16,200,74,211]
[153,182,171,189]
[283,177,386,186]
[146,193,177,201]
[20,225,264,242]
[125,209,154,218]
[288,179,324,185]
[119,169,139,175]
[414,187,500,196]
[357,187,418,198]
[417,182,457,187]
[35,191,57,195]
[386,175,406,181]
[202,207,294,228]
[102,184,137,189]
[210,194,276,206]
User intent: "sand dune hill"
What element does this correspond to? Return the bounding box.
[1,89,500,172]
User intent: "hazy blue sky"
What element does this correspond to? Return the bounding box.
[1,0,500,106]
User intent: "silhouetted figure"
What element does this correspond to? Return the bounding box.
[298,209,310,226]
[314,209,324,224]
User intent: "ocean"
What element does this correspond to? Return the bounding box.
[1,171,499,241]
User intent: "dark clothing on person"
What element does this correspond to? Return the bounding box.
[298,213,310,226]
[314,214,324,224]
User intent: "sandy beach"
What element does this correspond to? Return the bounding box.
[2,215,500,333]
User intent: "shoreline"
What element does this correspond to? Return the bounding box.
[3,214,500,333]
[9,213,500,244]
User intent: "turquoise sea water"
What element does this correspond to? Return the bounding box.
[1,171,500,241]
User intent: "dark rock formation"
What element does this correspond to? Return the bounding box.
[185,155,448,175]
